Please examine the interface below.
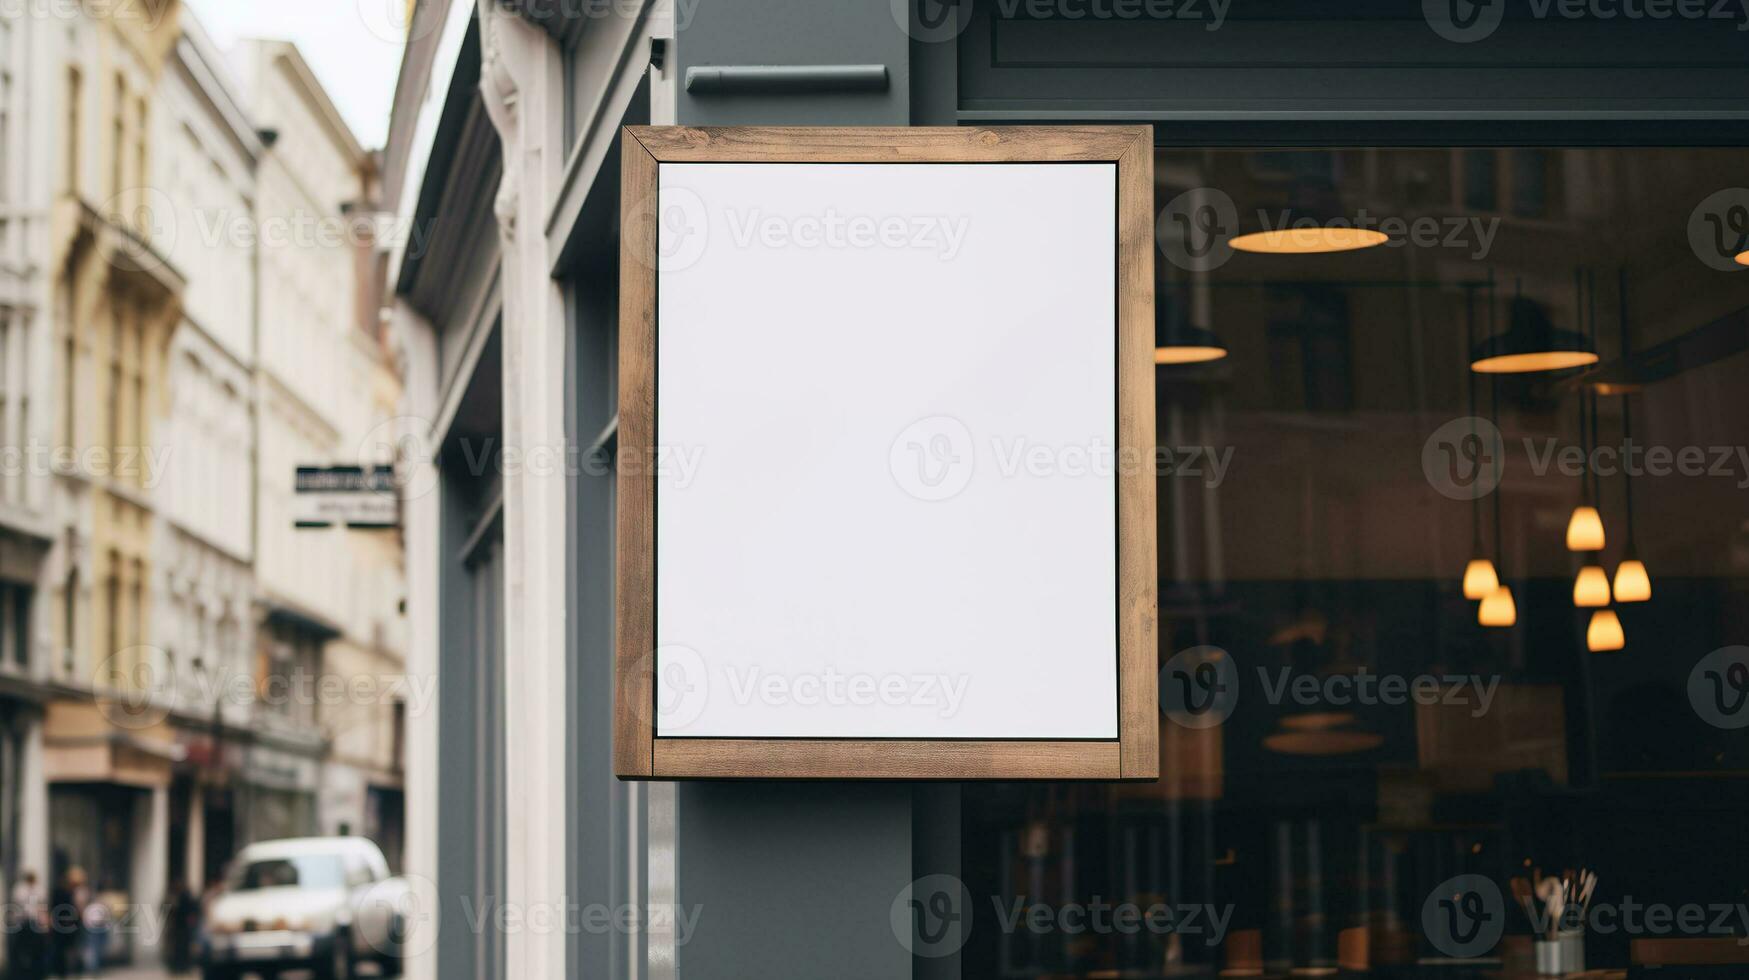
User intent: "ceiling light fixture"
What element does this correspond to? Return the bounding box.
[1154,286,1228,365]
[1470,279,1599,374]
[1612,268,1651,604]
[1480,585,1517,628]
[1573,565,1611,607]
[1566,271,1606,552]
[1229,227,1389,255]
[1459,285,1499,599]
[1587,608,1625,652]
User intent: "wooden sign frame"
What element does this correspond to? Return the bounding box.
[614,126,1157,780]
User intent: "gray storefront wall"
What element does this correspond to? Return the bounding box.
[405,2,1749,978]
[646,6,1743,979]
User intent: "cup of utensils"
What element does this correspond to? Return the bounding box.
[1511,868,1597,976]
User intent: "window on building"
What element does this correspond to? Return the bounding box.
[61,271,76,448]
[108,313,121,462]
[0,580,29,669]
[133,96,147,200]
[61,560,77,675]
[129,558,143,648]
[103,550,119,674]
[0,17,13,210]
[955,144,1749,979]
[64,66,80,197]
[110,73,124,203]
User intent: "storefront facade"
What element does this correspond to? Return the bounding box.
[386,3,1749,978]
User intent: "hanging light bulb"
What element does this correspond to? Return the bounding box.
[1479,585,1517,627]
[1613,559,1651,603]
[1565,505,1605,552]
[1587,609,1625,652]
[1462,558,1499,600]
[1573,565,1611,607]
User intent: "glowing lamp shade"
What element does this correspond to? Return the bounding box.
[1479,585,1517,627]
[1613,559,1651,603]
[1573,565,1611,607]
[1154,297,1227,365]
[1737,250,1749,267]
[1462,558,1499,600]
[1154,341,1228,365]
[1587,609,1625,652]
[1229,227,1389,255]
[1471,296,1599,374]
[1565,505,1606,552]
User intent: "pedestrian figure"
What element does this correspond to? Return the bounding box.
[6,870,47,980]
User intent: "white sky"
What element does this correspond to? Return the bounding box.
[182,0,410,148]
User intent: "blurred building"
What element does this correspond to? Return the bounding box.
[0,0,407,969]
[225,35,407,866]
[40,0,186,942]
[150,13,261,898]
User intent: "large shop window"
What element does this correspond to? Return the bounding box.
[957,146,1749,978]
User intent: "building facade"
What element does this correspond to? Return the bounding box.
[388,2,1749,979]
[150,13,261,898]
[41,0,184,948]
[230,36,408,866]
[0,2,408,969]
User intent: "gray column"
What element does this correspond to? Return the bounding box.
[665,4,952,978]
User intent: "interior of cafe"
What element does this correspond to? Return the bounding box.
[959,146,1749,978]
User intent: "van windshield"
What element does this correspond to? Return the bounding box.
[226,855,346,891]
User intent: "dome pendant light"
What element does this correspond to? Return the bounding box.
[1464,559,1500,600]
[1480,585,1517,628]
[1471,278,1599,374]
[1154,282,1227,365]
[1459,285,1499,600]
[1229,226,1389,255]
[1479,335,1516,629]
[1565,272,1606,552]
[1573,565,1611,607]
[1611,269,1652,603]
[1566,505,1606,552]
[1614,559,1651,604]
[1587,609,1625,652]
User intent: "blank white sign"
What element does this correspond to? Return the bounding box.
[655,161,1117,739]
